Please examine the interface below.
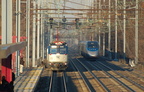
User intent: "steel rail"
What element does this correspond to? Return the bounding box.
[76,58,110,92]
[62,72,68,92]
[69,59,89,91]
[48,72,54,92]
[102,61,144,80]
[98,61,144,91]
[48,71,68,92]
[70,59,93,92]
[90,62,136,92]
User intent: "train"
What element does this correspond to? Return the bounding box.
[46,41,68,71]
[79,41,99,59]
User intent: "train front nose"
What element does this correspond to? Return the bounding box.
[88,51,98,57]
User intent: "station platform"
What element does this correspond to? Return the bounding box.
[14,67,43,92]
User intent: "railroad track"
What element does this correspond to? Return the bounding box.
[78,58,144,92]
[107,61,144,81]
[35,53,144,92]
[70,58,109,92]
[48,71,68,92]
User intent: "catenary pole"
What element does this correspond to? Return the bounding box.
[42,18,45,59]
[123,0,126,61]
[1,0,12,44]
[16,0,21,76]
[102,0,106,56]
[114,0,118,61]
[37,0,40,63]
[108,0,111,59]
[98,1,101,54]
[26,0,30,67]
[103,32,105,56]
[40,4,44,60]
[32,0,36,67]
[40,1,44,60]
[135,0,138,64]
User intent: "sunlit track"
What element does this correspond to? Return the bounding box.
[130,70,144,79]
[108,61,144,80]
[67,61,89,92]
[72,49,144,91]
[35,49,144,92]
[101,60,144,82]
[76,59,112,92]
[48,71,68,92]
[70,50,141,91]
[74,58,128,92]
[69,50,110,91]
[70,58,110,92]
[70,59,92,92]
[82,60,144,92]
[97,61,144,91]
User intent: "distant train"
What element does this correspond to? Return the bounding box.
[46,41,68,70]
[79,41,99,59]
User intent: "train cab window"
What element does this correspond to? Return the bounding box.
[49,46,58,54]
[50,49,57,54]
[87,42,99,48]
[60,48,66,54]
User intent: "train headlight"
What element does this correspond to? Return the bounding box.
[49,63,51,65]
[64,63,67,65]
[56,53,60,55]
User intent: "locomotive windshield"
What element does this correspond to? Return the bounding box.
[49,45,67,54]
[60,48,66,54]
[87,42,99,48]
[50,49,57,54]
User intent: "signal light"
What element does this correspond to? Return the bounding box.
[75,18,80,29]
[62,16,67,29]
[49,18,53,23]
[62,16,67,22]
[49,18,53,29]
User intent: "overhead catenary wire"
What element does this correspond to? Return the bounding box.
[29,0,143,67]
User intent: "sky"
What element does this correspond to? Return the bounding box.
[37,0,94,22]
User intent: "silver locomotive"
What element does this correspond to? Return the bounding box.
[79,41,99,59]
[46,41,68,70]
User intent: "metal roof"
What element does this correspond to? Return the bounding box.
[0,41,27,59]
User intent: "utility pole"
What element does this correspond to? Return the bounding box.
[108,0,111,59]
[40,6,44,60]
[32,0,36,67]
[98,0,101,55]
[123,0,126,61]
[1,0,12,44]
[37,0,40,62]
[26,0,30,67]
[103,32,105,56]
[16,0,21,76]
[114,0,118,61]
[135,0,139,64]
[102,0,106,57]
